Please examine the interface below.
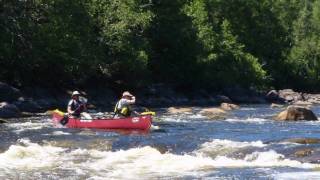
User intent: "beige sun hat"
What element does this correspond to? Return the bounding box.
[122,91,133,97]
[71,91,81,97]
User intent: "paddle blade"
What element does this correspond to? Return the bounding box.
[60,115,69,125]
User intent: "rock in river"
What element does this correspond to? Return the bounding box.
[0,102,20,118]
[285,138,320,144]
[275,105,318,121]
[199,108,226,120]
[167,107,193,114]
[220,103,239,111]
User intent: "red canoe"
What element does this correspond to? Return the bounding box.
[52,111,152,130]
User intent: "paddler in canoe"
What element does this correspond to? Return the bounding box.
[67,91,88,118]
[114,91,136,118]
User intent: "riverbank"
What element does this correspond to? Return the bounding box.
[1,82,320,118]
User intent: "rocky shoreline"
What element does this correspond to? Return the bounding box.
[1,82,320,120]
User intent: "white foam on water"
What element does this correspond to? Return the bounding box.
[274,171,320,180]
[239,107,259,111]
[160,116,189,122]
[52,131,71,135]
[211,150,317,168]
[160,113,207,122]
[6,121,50,133]
[83,146,215,178]
[196,139,266,156]
[43,131,71,136]
[1,140,319,179]
[84,148,319,179]
[300,121,320,125]
[225,117,269,124]
[188,114,206,119]
[0,139,66,169]
[150,125,160,130]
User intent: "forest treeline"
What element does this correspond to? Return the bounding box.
[1,0,320,91]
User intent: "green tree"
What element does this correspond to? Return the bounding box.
[146,0,202,89]
[87,0,154,88]
[184,0,266,89]
[287,0,320,90]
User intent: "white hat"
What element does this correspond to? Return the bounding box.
[122,91,133,97]
[72,91,81,96]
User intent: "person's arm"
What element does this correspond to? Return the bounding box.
[67,100,74,114]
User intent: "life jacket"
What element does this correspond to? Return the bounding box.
[114,100,131,117]
[70,100,83,116]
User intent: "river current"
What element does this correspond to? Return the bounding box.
[1,105,320,179]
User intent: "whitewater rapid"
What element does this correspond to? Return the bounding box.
[1,105,320,179]
[0,138,319,179]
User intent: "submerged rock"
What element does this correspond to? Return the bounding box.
[285,138,320,144]
[274,105,317,121]
[220,103,239,111]
[294,148,314,157]
[0,102,20,118]
[167,107,193,114]
[152,144,169,154]
[199,108,226,120]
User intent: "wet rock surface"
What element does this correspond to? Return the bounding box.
[285,138,320,144]
[0,102,20,118]
[275,105,318,121]
[199,108,226,119]
[166,107,193,114]
[266,89,320,106]
[220,103,239,111]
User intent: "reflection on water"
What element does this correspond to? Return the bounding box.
[0,105,320,179]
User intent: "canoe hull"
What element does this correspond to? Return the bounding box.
[52,112,152,130]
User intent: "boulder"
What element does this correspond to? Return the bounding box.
[0,102,20,118]
[278,89,305,103]
[266,90,286,103]
[199,108,226,119]
[167,107,193,114]
[275,105,318,121]
[13,98,42,112]
[294,148,314,157]
[0,82,22,102]
[293,100,313,107]
[220,103,239,111]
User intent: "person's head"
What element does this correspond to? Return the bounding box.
[71,91,81,100]
[122,91,133,100]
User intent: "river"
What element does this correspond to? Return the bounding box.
[1,105,320,179]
